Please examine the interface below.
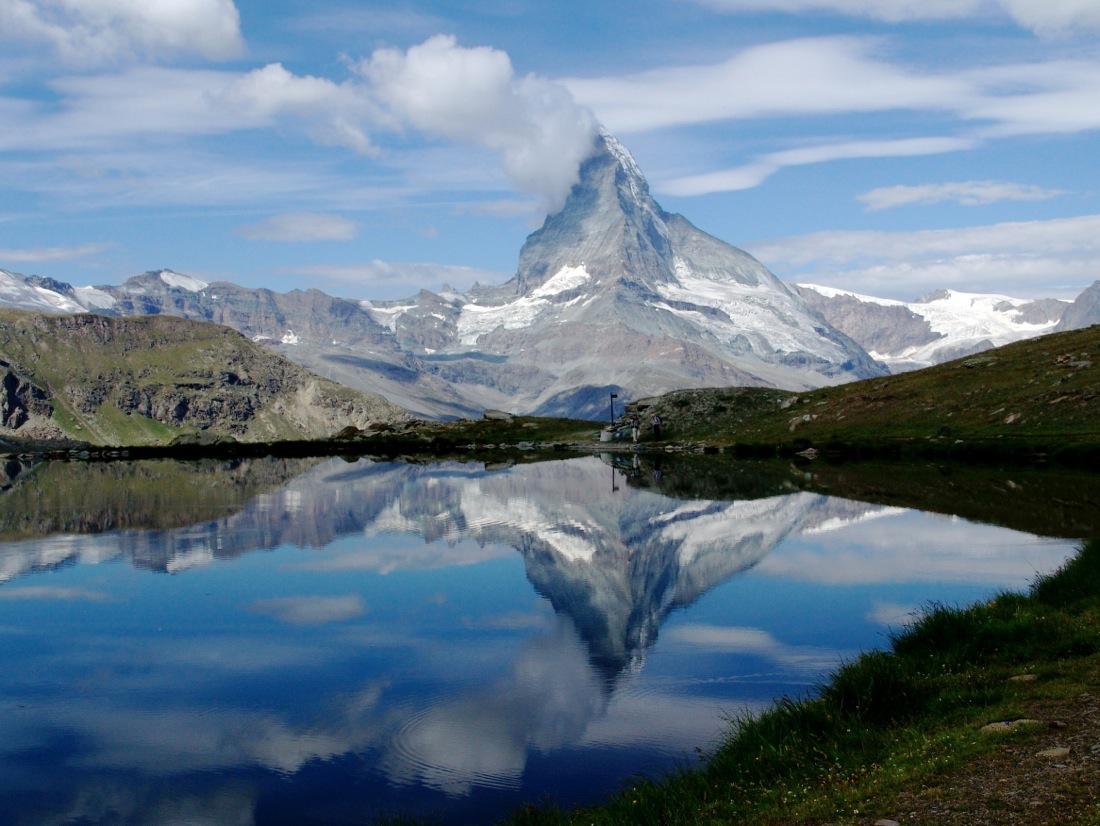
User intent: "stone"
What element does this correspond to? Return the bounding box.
[1036,747,1070,759]
[482,409,514,422]
[874,820,901,826]
[1009,674,1038,682]
[981,718,1042,733]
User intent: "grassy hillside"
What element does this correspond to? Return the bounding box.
[628,325,1100,455]
[0,311,407,446]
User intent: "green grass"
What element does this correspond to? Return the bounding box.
[507,539,1100,825]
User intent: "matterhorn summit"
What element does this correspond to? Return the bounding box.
[383,131,885,416]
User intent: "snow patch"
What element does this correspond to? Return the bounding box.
[657,259,848,363]
[455,265,591,346]
[73,286,116,309]
[281,330,299,346]
[159,270,208,292]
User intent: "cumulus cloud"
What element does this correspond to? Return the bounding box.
[249,594,366,625]
[859,180,1066,210]
[0,35,597,214]
[0,0,244,63]
[750,213,1100,297]
[237,212,359,242]
[693,0,1100,35]
[360,34,598,212]
[218,62,377,154]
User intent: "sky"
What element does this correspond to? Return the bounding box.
[1,0,1099,301]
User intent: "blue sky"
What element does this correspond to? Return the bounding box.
[1,0,1099,299]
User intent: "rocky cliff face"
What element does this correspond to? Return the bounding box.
[1056,281,1100,332]
[0,311,408,446]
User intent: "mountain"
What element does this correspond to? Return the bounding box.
[0,134,885,420]
[1056,280,1100,332]
[794,284,1068,372]
[378,132,884,416]
[0,310,407,445]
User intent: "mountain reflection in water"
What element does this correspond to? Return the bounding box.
[0,455,1087,824]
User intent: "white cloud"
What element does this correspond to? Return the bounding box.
[0,242,106,262]
[693,0,1100,35]
[238,212,359,242]
[859,180,1066,210]
[361,34,598,212]
[0,0,243,63]
[750,213,1100,297]
[660,136,976,196]
[249,594,366,625]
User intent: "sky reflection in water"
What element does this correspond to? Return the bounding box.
[0,456,1082,824]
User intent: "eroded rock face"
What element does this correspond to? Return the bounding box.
[0,363,52,429]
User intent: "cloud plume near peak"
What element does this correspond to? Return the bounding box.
[359,35,598,213]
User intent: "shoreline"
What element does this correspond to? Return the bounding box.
[507,540,1100,825]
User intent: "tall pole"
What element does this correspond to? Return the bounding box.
[609,392,617,426]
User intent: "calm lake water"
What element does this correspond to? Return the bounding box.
[0,454,1093,825]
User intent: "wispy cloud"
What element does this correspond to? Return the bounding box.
[0,585,110,602]
[0,243,106,262]
[859,180,1066,211]
[567,36,1100,193]
[660,136,976,196]
[867,601,923,627]
[288,260,507,294]
[665,624,845,671]
[237,212,359,242]
[249,594,366,625]
[751,213,1100,297]
[566,37,968,134]
[692,0,1100,36]
[0,0,244,64]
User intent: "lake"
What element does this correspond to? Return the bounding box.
[0,454,1094,825]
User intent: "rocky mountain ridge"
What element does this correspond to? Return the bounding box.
[6,134,1094,416]
[795,284,1071,371]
